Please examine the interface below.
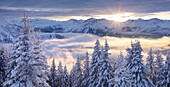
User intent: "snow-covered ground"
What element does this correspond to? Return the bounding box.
[41,33,170,71]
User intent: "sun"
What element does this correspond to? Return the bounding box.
[112,13,128,22]
[96,13,134,22]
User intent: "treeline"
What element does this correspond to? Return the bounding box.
[0,16,170,87]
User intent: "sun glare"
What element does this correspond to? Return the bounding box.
[96,13,134,22]
[47,12,138,23]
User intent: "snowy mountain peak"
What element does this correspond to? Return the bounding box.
[0,17,170,42]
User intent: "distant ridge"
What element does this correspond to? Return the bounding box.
[0,17,170,42]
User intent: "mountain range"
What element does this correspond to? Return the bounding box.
[0,17,170,42]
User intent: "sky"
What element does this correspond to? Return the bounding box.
[0,0,170,22]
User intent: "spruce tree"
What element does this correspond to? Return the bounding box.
[49,58,57,87]
[0,47,8,87]
[112,55,132,87]
[155,50,164,87]
[146,48,156,84]
[96,46,113,87]
[57,61,64,87]
[30,23,50,86]
[163,52,170,87]
[4,33,20,87]
[31,29,49,76]
[70,63,76,87]
[62,65,70,87]
[104,39,110,57]
[160,52,170,87]
[73,57,82,87]
[89,40,101,87]
[81,52,90,87]
[4,15,50,87]
[118,51,124,63]
[114,51,124,70]
[125,40,154,87]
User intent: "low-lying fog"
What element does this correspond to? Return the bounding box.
[41,33,170,71]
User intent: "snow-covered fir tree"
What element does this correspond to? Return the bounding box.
[49,58,57,87]
[125,40,155,87]
[162,52,170,87]
[146,48,156,84]
[104,39,110,57]
[111,53,132,87]
[30,24,50,86]
[57,61,64,87]
[164,52,170,87]
[72,57,82,87]
[96,46,113,87]
[70,63,76,87]
[62,65,70,87]
[114,51,124,71]
[155,50,165,87]
[118,51,124,63]
[104,39,114,74]
[4,27,21,87]
[0,47,8,87]
[89,40,101,87]
[31,29,50,76]
[81,52,90,87]
[4,15,50,87]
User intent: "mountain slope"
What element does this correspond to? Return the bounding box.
[0,18,66,42]
[12,18,170,37]
[11,18,118,36]
[1,17,170,42]
[123,18,170,36]
[0,17,21,42]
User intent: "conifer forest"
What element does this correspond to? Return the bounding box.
[0,16,169,87]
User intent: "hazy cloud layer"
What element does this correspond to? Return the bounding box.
[0,0,170,19]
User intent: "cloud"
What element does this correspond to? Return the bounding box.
[1,0,170,12]
[0,8,94,17]
[0,0,170,20]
